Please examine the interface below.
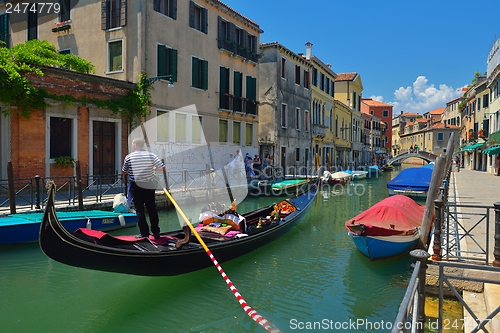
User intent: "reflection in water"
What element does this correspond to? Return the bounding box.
[0,167,416,332]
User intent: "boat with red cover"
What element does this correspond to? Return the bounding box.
[40,181,318,276]
[345,195,425,261]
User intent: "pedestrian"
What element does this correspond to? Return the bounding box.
[495,156,500,176]
[409,145,414,153]
[122,137,166,239]
[263,153,271,176]
[414,144,419,153]
[253,154,261,172]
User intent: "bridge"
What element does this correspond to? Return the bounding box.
[386,150,437,165]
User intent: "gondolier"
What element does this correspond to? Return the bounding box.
[122,138,166,239]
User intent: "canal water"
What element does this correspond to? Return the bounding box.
[0,167,416,333]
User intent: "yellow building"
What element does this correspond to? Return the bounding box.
[334,72,363,167]
[302,42,337,170]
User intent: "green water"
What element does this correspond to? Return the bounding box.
[0,167,416,333]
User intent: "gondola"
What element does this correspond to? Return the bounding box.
[40,181,318,276]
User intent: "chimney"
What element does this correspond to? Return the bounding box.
[400,111,403,115]
[305,42,313,60]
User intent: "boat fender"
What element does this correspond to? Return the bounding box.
[118,214,126,227]
[234,233,249,239]
[86,217,92,229]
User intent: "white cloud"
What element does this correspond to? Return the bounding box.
[370,95,384,102]
[389,76,462,114]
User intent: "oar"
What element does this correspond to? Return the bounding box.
[153,174,281,333]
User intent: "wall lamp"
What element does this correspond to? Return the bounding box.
[144,75,174,87]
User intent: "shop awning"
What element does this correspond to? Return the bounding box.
[461,142,486,152]
[483,145,500,156]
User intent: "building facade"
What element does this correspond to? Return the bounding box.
[258,42,312,173]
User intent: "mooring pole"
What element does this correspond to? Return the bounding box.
[35,175,41,209]
[432,196,444,261]
[7,162,16,214]
[75,161,83,210]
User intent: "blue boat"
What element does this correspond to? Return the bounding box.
[0,210,137,245]
[364,165,382,177]
[386,165,433,199]
[345,195,425,261]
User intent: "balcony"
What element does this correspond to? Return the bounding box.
[217,39,259,63]
[313,124,326,138]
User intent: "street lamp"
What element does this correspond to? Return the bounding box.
[144,75,174,87]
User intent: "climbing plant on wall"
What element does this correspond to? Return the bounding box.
[0,40,152,124]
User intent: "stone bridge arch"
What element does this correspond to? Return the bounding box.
[387,151,437,165]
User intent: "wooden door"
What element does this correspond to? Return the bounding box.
[93,121,116,183]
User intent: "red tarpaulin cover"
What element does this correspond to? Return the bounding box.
[345,195,425,236]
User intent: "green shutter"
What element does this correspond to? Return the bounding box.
[189,1,194,28]
[234,72,242,96]
[170,0,177,19]
[220,67,227,93]
[246,76,256,101]
[169,48,178,82]
[157,44,166,77]
[153,0,159,12]
[202,7,208,33]
[202,60,208,90]
[101,0,108,30]
[192,57,199,87]
[120,0,127,27]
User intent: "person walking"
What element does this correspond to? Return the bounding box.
[122,138,166,239]
[495,156,500,176]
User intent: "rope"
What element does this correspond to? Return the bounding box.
[155,174,282,333]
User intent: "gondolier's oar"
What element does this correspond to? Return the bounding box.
[153,174,281,333]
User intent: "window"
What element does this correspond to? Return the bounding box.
[304,70,310,89]
[189,1,207,33]
[304,110,309,131]
[101,0,126,30]
[157,44,178,82]
[219,119,228,144]
[108,40,123,72]
[192,115,203,144]
[383,110,389,117]
[325,77,330,94]
[320,73,324,91]
[233,121,241,146]
[437,132,444,141]
[245,75,257,115]
[50,117,72,158]
[483,95,489,108]
[281,57,286,78]
[233,71,242,112]
[219,67,230,109]
[245,123,253,146]
[154,0,177,19]
[0,13,8,47]
[295,108,300,130]
[191,56,208,89]
[281,104,287,128]
[58,49,71,55]
[175,113,187,143]
[352,91,357,110]
[157,110,170,142]
[295,65,300,85]
[27,7,37,40]
[295,148,300,162]
[312,68,317,86]
[370,110,374,115]
[59,0,71,22]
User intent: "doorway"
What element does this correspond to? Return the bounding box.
[93,121,116,183]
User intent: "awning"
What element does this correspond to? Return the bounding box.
[483,145,500,156]
[461,142,486,152]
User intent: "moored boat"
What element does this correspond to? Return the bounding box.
[321,171,352,184]
[0,209,137,245]
[351,170,368,180]
[249,178,310,196]
[345,195,425,261]
[386,165,433,199]
[40,181,318,276]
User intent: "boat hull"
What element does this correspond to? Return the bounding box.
[0,212,137,245]
[40,183,318,276]
[388,189,427,199]
[348,232,420,261]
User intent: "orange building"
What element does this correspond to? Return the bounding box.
[361,98,393,151]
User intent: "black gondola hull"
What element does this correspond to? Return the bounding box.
[40,183,318,276]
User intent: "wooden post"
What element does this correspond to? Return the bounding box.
[420,156,446,246]
[7,161,16,214]
[327,153,331,172]
[432,197,443,261]
[75,160,83,210]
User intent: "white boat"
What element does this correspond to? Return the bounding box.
[352,170,368,180]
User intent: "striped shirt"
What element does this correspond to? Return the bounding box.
[122,149,164,183]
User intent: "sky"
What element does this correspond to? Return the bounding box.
[222,0,500,115]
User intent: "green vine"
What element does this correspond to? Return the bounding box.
[0,40,152,125]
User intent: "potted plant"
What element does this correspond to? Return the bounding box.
[54,156,75,168]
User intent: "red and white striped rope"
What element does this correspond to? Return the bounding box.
[207,250,282,333]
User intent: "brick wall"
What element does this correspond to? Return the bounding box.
[9,66,135,181]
